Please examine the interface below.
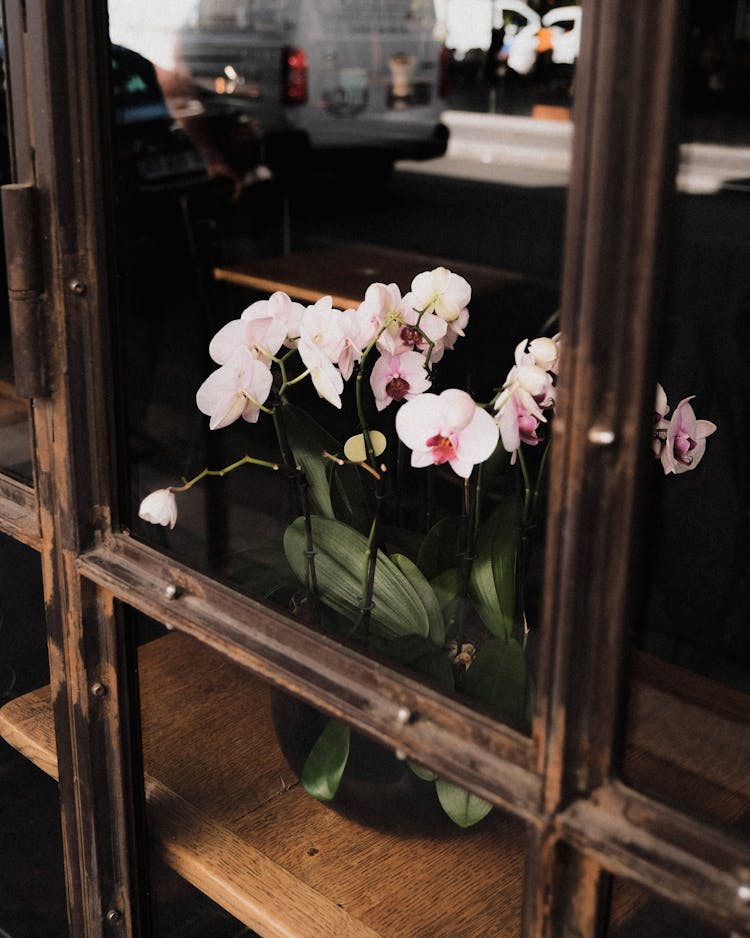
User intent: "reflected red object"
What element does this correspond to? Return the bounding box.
[283,46,308,105]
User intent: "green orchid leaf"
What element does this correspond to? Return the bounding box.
[411,648,455,692]
[380,526,424,562]
[469,498,519,640]
[417,516,461,580]
[407,760,438,782]
[391,553,445,645]
[283,515,430,640]
[430,568,461,636]
[301,719,351,802]
[280,404,338,519]
[462,637,529,728]
[370,634,455,692]
[435,778,493,828]
[225,543,300,602]
[368,634,439,664]
[328,459,371,535]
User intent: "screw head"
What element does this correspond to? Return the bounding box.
[396,706,411,725]
[164,583,180,600]
[105,908,122,924]
[90,682,107,698]
[737,883,750,904]
[69,279,86,295]
[587,425,616,446]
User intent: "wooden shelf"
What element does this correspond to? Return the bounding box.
[0,632,526,938]
[214,242,526,311]
[2,630,747,936]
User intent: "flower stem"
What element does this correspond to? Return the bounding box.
[455,475,478,649]
[273,404,319,603]
[171,454,280,492]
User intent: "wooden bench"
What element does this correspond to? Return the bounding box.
[214,242,527,311]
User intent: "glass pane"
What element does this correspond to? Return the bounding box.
[0,20,33,484]
[0,533,67,936]
[624,0,750,827]
[440,0,580,123]
[607,876,731,938]
[133,619,528,934]
[110,0,566,735]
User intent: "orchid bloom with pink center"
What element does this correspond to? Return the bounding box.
[196,347,273,429]
[409,267,471,323]
[297,339,345,408]
[395,388,499,479]
[138,488,178,529]
[496,362,556,418]
[337,306,372,381]
[358,282,404,340]
[652,383,670,457]
[370,350,431,411]
[380,306,450,362]
[208,315,287,367]
[660,396,717,475]
[496,390,547,463]
[241,291,306,348]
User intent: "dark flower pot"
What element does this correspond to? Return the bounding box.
[270,689,460,837]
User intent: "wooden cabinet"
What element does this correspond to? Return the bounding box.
[0,1,748,935]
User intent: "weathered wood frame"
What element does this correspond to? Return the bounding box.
[1,0,748,935]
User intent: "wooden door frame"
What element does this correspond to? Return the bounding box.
[1,0,748,934]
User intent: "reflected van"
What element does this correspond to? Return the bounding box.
[176,0,449,178]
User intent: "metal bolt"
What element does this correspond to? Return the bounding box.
[90,682,107,698]
[587,425,616,447]
[105,908,122,924]
[737,883,750,904]
[395,706,411,726]
[69,279,86,295]
[164,583,180,600]
[395,748,407,761]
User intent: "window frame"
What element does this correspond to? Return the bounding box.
[0,0,748,935]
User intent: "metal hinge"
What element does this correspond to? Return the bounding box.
[2,182,48,397]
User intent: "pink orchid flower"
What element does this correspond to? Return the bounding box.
[496,390,547,462]
[208,315,287,367]
[443,306,470,349]
[299,296,346,364]
[395,388,499,479]
[660,396,717,475]
[358,281,404,337]
[138,488,178,529]
[652,383,670,458]
[378,306,450,363]
[297,339,345,409]
[409,267,471,323]
[196,347,273,429]
[337,306,373,381]
[370,350,431,411]
[241,291,306,348]
[517,334,561,374]
[496,362,556,417]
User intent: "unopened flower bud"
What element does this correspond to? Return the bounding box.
[138,489,178,529]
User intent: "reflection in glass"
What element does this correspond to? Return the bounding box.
[0,534,67,935]
[607,876,729,938]
[134,627,527,935]
[626,0,750,827]
[109,0,565,743]
[0,28,33,483]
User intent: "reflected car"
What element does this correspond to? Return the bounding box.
[175,0,449,180]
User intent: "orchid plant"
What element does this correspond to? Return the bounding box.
[139,266,716,828]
